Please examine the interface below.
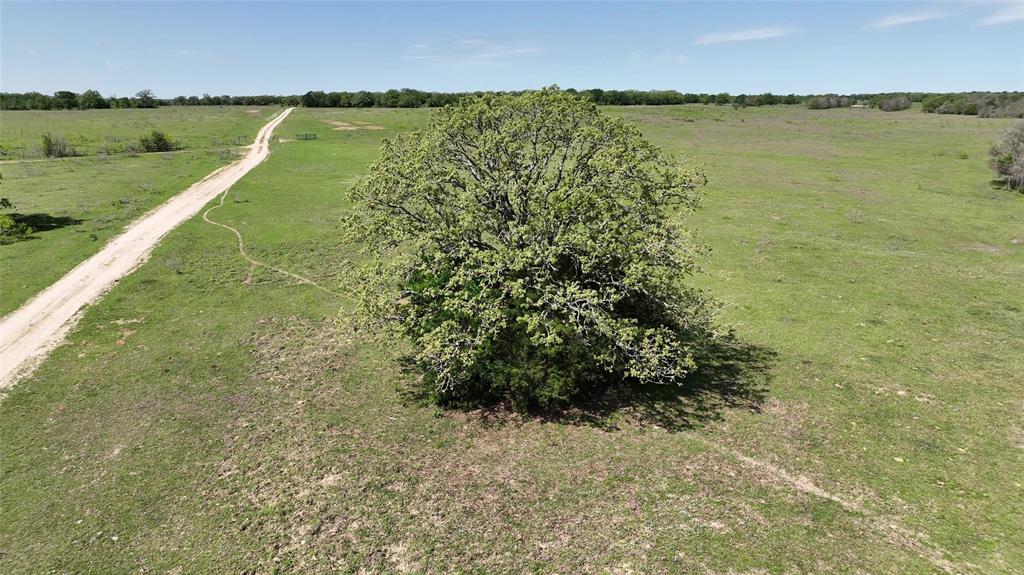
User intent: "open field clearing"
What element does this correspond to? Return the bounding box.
[0,106,280,158]
[0,152,240,316]
[0,109,293,388]
[0,108,287,315]
[1,105,1022,573]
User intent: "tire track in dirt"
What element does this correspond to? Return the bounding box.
[700,438,971,574]
[201,181,340,297]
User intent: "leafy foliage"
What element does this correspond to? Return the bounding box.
[134,89,157,108]
[77,89,109,110]
[877,96,911,112]
[344,88,716,411]
[923,92,1024,118]
[139,130,176,153]
[0,191,33,244]
[0,213,33,244]
[805,95,852,110]
[40,133,76,158]
[990,122,1024,191]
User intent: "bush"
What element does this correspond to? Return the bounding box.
[40,133,75,157]
[344,88,716,411]
[0,213,33,243]
[921,94,952,113]
[0,197,32,243]
[806,95,851,110]
[879,96,911,112]
[139,130,176,152]
[990,122,1024,191]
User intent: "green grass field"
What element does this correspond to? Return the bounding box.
[0,106,280,158]
[1,105,1021,574]
[0,107,286,315]
[0,151,242,316]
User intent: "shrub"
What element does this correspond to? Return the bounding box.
[879,96,911,112]
[0,213,33,243]
[40,133,75,157]
[806,95,851,110]
[139,130,176,152]
[344,88,716,411]
[990,122,1024,191]
[0,197,32,243]
[921,94,951,113]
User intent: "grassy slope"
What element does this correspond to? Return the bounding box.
[0,106,281,158]
[1,106,1021,574]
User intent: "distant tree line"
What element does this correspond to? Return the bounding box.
[0,90,301,110]
[921,92,1024,118]
[2,89,1021,117]
[2,88,803,110]
[296,89,804,108]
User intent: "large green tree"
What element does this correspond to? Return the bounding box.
[344,88,716,410]
[77,89,109,109]
[134,89,157,108]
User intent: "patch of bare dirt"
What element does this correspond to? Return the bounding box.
[702,439,969,575]
[962,242,1003,254]
[246,316,352,383]
[206,316,971,573]
[324,120,385,131]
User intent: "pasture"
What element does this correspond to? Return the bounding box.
[0,106,280,158]
[0,105,1021,573]
[0,107,282,315]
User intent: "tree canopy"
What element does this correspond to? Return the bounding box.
[344,88,716,410]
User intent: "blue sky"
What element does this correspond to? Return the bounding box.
[2,1,1022,96]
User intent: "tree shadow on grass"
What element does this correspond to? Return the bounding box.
[14,213,84,232]
[398,332,776,433]
[553,335,775,432]
[989,180,1023,194]
[0,213,84,244]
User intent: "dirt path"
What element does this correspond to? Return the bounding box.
[201,178,340,296]
[0,108,295,391]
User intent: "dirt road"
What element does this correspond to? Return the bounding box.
[0,107,295,391]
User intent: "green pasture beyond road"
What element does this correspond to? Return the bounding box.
[1,105,1021,573]
[0,106,283,316]
[0,106,280,158]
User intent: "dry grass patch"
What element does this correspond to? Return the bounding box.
[193,315,957,573]
[324,120,385,131]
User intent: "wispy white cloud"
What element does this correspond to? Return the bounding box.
[170,48,212,57]
[400,43,437,60]
[977,4,1024,25]
[400,39,542,66]
[693,26,800,46]
[631,49,688,65]
[475,45,543,59]
[866,11,955,29]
